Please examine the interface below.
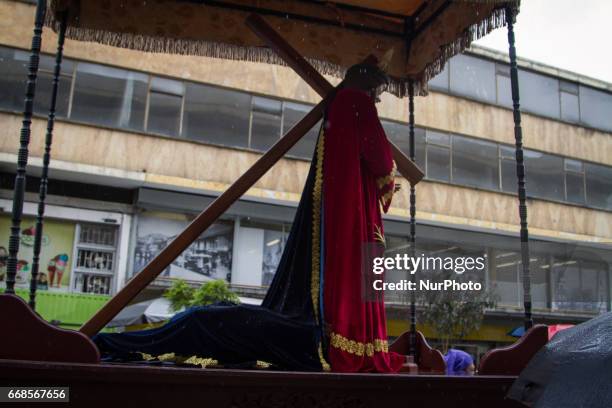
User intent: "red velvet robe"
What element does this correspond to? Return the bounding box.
[320,87,404,373]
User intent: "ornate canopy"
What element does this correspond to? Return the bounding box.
[46,0,518,96]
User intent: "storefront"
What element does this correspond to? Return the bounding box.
[130,188,296,292]
[0,198,131,327]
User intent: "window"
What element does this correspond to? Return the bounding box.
[71,63,148,130]
[250,96,282,152]
[495,63,512,108]
[34,54,74,118]
[552,258,609,312]
[500,145,516,193]
[449,54,496,104]
[579,85,612,132]
[523,150,564,201]
[146,77,184,136]
[490,251,520,306]
[428,64,449,92]
[518,69,560,119]
[0,47,27,112]
[262,228,288,286]
[382,121,425,169]
[560,81,580,122]
[382,235,411,304]
[565,159,585,204]
[585,163,612,210]
[183,83,250,148]
[71,223,119,295]
[0,47,73,117]
[425,130,450,182]
[452,135,499,190]
[283,102,321,159]
[232,219,289,287]
[521,256,549,310]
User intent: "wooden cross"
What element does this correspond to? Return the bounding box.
[80,15,424,337]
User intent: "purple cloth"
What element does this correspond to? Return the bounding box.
[444,349,474,375]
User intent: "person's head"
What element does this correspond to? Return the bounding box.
[343,63,389,102]
[444,349,475,375]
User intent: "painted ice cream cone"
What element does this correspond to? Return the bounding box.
[47,258,57,287]
[54,254,69,288]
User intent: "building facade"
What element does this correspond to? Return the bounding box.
[1,0,611,355]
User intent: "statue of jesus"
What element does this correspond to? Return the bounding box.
[96,62,408,373]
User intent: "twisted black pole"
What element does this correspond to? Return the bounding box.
[5,0,47,295]
[408,80,418,359]
[506,5,533,330]
[29,13,67,309]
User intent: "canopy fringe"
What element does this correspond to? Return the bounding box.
[402,5,509,97]
[43,9,347,87]
[44,4,511,98]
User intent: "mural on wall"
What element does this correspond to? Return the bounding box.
[0,216,75,292]
[133,213,233,282]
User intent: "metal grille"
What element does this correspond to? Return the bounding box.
[72,223,119,295]
[73,273,112,295]
[75,249,114,273]
[78,223,117,247]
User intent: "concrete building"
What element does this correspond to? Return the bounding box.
[1,0,610,356]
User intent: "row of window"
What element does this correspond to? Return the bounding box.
[134,212,610,314]
[430,52,612,132]
[0,46,610,210]
[383,232,609,313]
[0,46,321,160]
[4,209,608,314]
[383,123,612,209]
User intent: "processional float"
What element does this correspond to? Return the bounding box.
[1,0,547,404]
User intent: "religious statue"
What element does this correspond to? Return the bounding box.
[95,62,407,373]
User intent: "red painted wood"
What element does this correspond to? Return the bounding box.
[478,324,548,375]
[390,330,446,373]
[0,294,100,364]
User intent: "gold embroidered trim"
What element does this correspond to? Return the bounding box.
[318,342,331,372]
[376,160,397,189]
[140,352,220,368]
[330,332,390,357]
[373,224,386,247]
[311,127,325,324]
[312,125,330,371]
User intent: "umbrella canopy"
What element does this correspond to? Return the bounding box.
[107,296,263,328]
[45,0,518,96]
[507,312,612,408]
[107,297,176,328]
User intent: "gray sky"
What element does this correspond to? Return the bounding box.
[473,0,611,84]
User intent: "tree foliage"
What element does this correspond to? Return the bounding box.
[163,279,195,312]
[419,271,497,353]
[191,279,240,307]
[164,279,240,312]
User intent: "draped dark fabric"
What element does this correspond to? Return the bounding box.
[94,303,321,370]
[95,125,325,371]
[260,137,317,322]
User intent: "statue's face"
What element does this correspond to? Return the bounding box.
[371,83,387,103]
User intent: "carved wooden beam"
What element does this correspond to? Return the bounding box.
[80,93,334,337]
[246,14,424,185]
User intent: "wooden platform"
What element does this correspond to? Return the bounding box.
[0,359,524,408]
